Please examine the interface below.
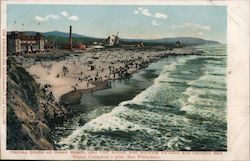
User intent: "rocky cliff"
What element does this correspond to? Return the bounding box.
[7,57,70,150]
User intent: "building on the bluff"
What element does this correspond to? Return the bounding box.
[7,31,45,54]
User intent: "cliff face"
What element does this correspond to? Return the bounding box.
[7,58,69,150]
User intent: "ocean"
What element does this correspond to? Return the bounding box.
[53,44,227,151]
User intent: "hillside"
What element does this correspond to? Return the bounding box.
[124,37,219,45]
[7,57,70,150]
[44,31,220,46]
[44,31,88,38]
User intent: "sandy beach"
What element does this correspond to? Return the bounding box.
[17,47,201,103]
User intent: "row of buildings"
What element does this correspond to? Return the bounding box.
[7,25,121,54]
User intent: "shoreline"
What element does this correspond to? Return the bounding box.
[19,46,203,106]
[59,52,203,105]
[60,79,110,105]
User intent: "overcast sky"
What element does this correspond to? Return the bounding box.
[7,5,227,43]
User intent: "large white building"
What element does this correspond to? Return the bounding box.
[104,32,119,47]
[7,31,45,54]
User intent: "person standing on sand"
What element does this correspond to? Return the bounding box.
[72,83,78,91]
[63,66,69,76]
[109,66,111,74]
[99,76,102,82]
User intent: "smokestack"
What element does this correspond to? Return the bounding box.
[69,25,72,50]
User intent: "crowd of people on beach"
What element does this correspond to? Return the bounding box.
[22,47,202,100]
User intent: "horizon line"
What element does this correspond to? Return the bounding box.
[7,30,222,43]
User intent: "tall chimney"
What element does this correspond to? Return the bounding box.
[69,25,72,50]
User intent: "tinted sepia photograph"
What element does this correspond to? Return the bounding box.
[1,0,249,160]
[5,4,228,151]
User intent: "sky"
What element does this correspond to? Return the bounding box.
[7,5,227,43]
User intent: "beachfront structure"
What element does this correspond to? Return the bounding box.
[73,43,87,50]
[44,39,56,50]
[90,42,104,49]
[137,42,144,47]
[7,31,45,54]
[104,32,119,47]
[176,41,181,47]
[60,25,87,50]
[69,25,73,50]
[60,43,87,50]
